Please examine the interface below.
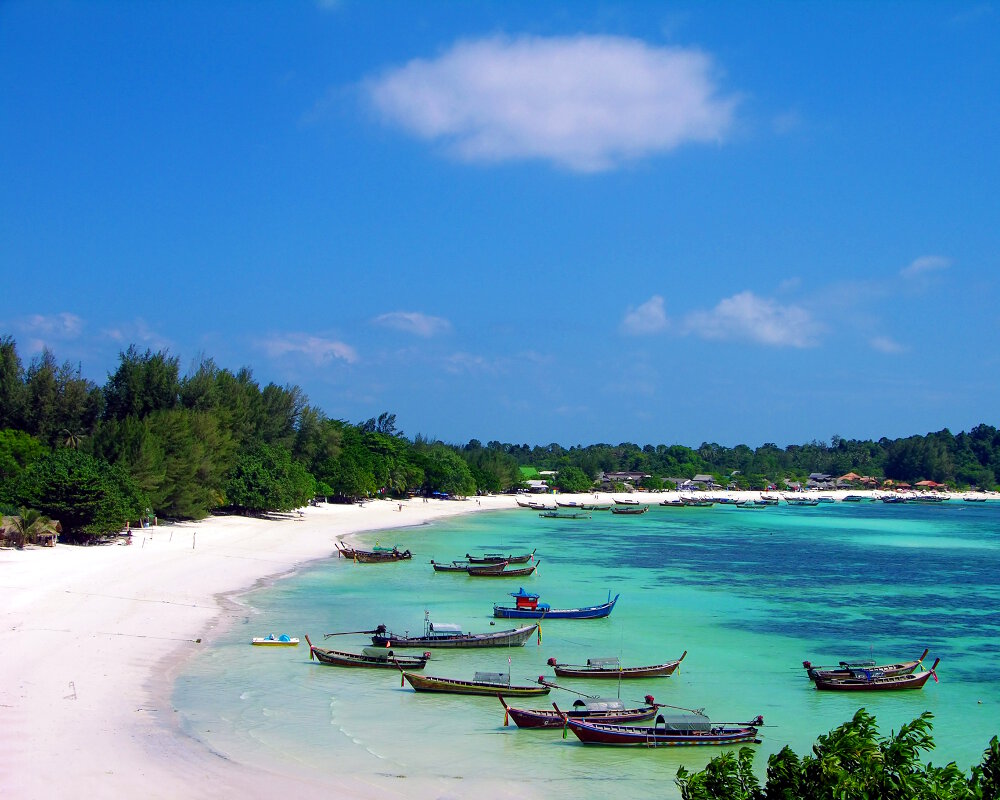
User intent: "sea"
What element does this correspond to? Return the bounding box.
[174,499,1000,799]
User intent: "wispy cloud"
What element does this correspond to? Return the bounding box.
[683,291,822,347]
[258,333,358,364]
[365,34,737,172]
[443,352,504,375]
[870,335,907,354]
[102,318,173,351]
[3,312,85,353]
[373,311,451,337]
[622,295,669,335]
[900,255,951,279]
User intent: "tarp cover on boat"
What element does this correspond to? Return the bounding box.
[655,712,712,732]
[573,698,626,712]
[586,657,620,668]
[362,647,394,658]
[427,623,462,634]
[474,672,509,684]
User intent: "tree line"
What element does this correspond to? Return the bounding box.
[1,335,998,540]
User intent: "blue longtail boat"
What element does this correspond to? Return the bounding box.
[493,588,619,619]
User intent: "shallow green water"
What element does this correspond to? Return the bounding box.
[175,500,1000,798]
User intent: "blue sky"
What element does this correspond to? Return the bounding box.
[2,1,998,449]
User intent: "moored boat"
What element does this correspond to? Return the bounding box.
[430,559,471,572]
[305,635,430,669]
[556,706,764,747]
[802,648,929,680]
[547,652,686,679]
[466,548,536,564]
[500,695,661,728]
[812,658,940,691]
[493,588,619,619]
[611,505,648,515]
[337,542,412,562]
[467,560,539,577]
[539,510,591,519]
[401,670,551,697]
[364,613,538,649]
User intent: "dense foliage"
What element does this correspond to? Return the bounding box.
[1,335,998,538]
[675,709,1000,800]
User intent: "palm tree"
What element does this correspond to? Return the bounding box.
[1,507,62,548]
[61,428,85,449]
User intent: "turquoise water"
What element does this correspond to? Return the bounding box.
[175,501,1000,798]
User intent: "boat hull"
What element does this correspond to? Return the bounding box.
[372,624,538,649]
[500,698,659,729]
[402,672,550,697]
[493,595,618,619]
[564,718,761,747]
[551,651,686,679]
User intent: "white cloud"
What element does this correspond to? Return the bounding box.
[373,311,451,337]
[443,352,502,375]
[622,295,669,335]
[102,318,172,351]
[900,255,950,279]
[683,291,822,347]
[870,336,907,354]
[20,312,83,339]
[365,34,736,172]
[259,334,358,364]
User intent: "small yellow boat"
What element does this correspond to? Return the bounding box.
[252,634,299,646]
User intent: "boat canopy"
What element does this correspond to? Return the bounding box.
[572,698,626,712]
[362,647,394,658]
[474,671,509,685]
[655,712,712,732]
[509,587,540,600]
[427,622,463,635]
[586,657,621,668]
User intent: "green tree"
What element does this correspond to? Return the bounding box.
[1,449,147,541]
[0,429,48,482]
[553,465,593,493]
[104,345,180,421]
[223,441,315,514]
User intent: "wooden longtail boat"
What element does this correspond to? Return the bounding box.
[467,560,539,577]
[613,497,641,505]
[556,500,612,511]
[493,588,619,619]
[812,659,939,691]
[401,670,551,697]
[548,651,686,678]
[336,543,412,562]
[365,613,538,649]
[251,634,298,646]
[499,695,660,729]
[466,548,536,564]
[557,706,764,747]
[802,648,929,680]
[611,505,648,515]
[429,559,471,572]
[538,511,591,519]
[305,635,430,669]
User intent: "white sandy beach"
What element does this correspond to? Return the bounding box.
[0,487,978,798]
[0,496,516,799]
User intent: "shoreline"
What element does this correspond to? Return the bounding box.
[0,488,989,798]
[0,496,512,799]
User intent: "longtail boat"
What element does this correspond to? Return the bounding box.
[802,648,929,680]
[500,695,660,729]
[305,635,430,669]
[466,548,536,564]
[557,706,764,747]
[467,560,539,577]
[401,670,550,697]
[812,659,940,691]
[430,559,471,572]
[362,613,538,648]
[336,543,412,562]
[539,510,591,519]
[548,652,686,679]
[493,588,619,619]
[611,505,648,515]
[556,500,612,511]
